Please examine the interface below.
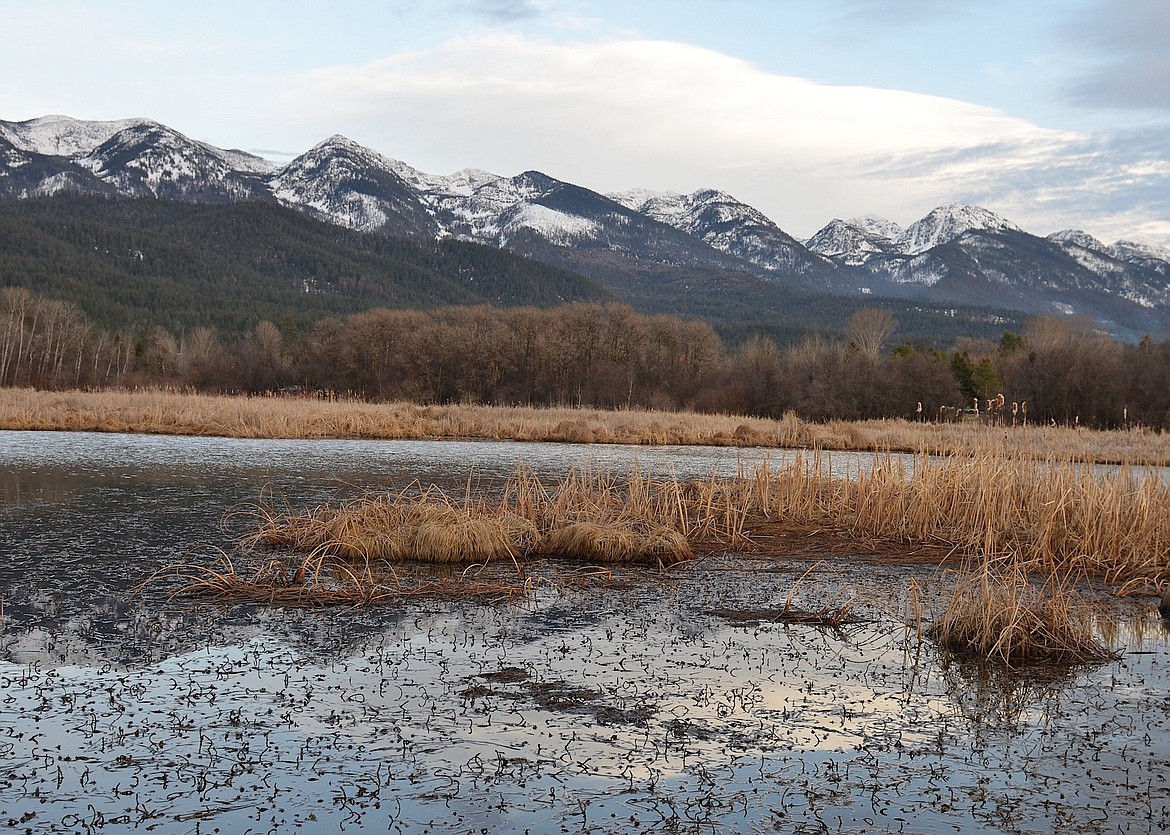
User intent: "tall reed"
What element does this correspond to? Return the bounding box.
[928,557,1111,665]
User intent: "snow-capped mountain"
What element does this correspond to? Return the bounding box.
[805,207,1170,339]
[0,115,275,202]
[893,204,1022,255]
[0,114,155,158]
[611,188,838,288]
[804,217,901,266]
[3,114,1170,339]
[268,135,437,236]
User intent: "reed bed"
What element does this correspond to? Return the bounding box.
[825,452,1170,588]
[191,447,1170,604]
[6,386,1170,463]
[928,558,1112,665]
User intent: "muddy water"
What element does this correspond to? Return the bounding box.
[2,430,1169,834]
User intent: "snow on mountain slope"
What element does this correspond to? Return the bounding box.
[499,203,600,246]
[0,114,152,157]
[268,135,436,235]
[77,122,268,201]
[848,215,903,241]
[612,188,772,237]
[215,147,277,176]
[805,218,898,265]
[612,187,835,280]
[1112,239,1170,265]
[1046,229,1132,279]
[1048,228,1107,251]
[895,204,1021,255]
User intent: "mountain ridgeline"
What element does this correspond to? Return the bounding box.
[0,197,610,333]
[3,114,1169,342]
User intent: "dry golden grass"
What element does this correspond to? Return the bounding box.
[0,387,817,448]
[76,384,1166,657]
[245,489,537,565]
[246,466,700,568]
[230,443,1170,570]
[184,444,1170,605]
[928,558,1112,665]
[5,386,1170,463]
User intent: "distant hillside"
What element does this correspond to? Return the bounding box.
[0,196,611,333]
[0,195,1032,345]
[4,115,1168,342]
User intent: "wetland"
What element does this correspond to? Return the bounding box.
[2,430,1169,834]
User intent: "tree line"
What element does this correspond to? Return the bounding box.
[4,287,1168,430]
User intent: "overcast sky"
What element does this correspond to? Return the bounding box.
[3,0,1168,245]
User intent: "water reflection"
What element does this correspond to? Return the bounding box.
[2,430,1170,833]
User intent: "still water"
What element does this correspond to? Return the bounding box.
[1,430,1168,834]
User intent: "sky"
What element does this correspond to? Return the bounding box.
[2,0,1169,246]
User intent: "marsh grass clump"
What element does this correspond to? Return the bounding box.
[538,522,692,564]
[928,558,1113,666]
[242,466,702,570]
[161,443,1170,607]
[244,488,537,564]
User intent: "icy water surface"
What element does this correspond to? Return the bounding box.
[2,430,1169,834]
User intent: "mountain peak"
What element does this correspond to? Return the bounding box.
[0,114,159,157]
[310,134,367,153]
[1048,229,1106,251]
[1112,239,1170,264]
[845,215,903,241]
[805,218,897,265]
[895,203,1021,255]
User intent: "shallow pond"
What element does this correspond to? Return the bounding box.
[2,430,1168,834]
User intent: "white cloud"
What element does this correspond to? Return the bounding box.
[268,34,1115,236]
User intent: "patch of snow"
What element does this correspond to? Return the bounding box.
[1048,229,1106,251]
[0,114,153,157]
[846,215,902,241]
[502,203,598,244]
[30,172,85,196]
[607,188,677,213]
[1112,239,1170,264]
[216,147,277,175]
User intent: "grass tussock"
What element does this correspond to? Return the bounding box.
[246,491,536,565]
[540,522,692,563]
[246,466,701,568]
[928,559,1113,666]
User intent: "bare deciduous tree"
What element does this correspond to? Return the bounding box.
[845,308,898,358]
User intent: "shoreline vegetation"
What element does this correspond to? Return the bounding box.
[154,445,1166,664]
[7,386,1167,665]
[3,386,1170,465]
